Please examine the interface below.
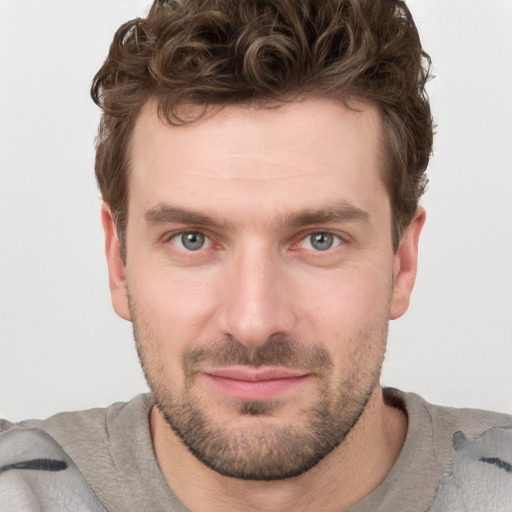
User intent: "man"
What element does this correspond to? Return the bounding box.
[1,0,511,510]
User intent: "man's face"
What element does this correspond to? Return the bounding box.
[104,98,420,480]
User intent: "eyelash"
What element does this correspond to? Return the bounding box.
[297,232,344,252]
[170,231,212,251]
[165,230,346,254]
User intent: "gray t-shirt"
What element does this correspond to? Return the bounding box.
[1,389,511,511]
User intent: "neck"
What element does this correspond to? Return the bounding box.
[150,386,407,512]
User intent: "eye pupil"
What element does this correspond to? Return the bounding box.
[181,232,205,251]
[310,232,334,251]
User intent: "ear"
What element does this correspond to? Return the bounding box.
[101,204,131,321]
[389,207,426,320]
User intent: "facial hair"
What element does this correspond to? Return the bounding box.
[130,299,388,481]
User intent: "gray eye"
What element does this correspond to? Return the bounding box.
[309,232,334,251]
[180,232,206,251]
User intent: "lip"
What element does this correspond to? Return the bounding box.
[202,366,311,401]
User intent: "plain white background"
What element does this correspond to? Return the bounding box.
[0,0,511,421]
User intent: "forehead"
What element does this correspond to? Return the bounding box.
[128,98,388,223]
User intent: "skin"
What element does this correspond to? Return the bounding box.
[103,97,425,511]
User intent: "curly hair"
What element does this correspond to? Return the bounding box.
[92,0,433,253]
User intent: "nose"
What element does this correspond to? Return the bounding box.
[216,244,297,348]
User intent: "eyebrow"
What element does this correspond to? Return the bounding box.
[144,205,227,229]
[143,201,370,230]
[282,202,370,228]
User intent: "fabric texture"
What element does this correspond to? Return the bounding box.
[0,426,106,511]
[1,389,511,512]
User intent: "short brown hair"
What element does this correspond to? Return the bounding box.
[92,0,433,253]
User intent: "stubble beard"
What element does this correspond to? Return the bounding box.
[130,302,387,481]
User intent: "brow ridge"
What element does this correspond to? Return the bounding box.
[282,202,370,229]
[144,205,226,229]
[143,201,370,231]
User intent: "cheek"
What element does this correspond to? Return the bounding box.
[127,265,220,344]
[290,264,392,379]
[294,264,392,331]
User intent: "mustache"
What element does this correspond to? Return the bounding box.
[183,334,333,377]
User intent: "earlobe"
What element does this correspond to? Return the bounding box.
[101,204,131,321]
[389,207,426,320]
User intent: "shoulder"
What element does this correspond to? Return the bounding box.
[385,387,512,442]
[0,394,154,510]
[2,394,153,443]
[429,419,512,510]
[385,388,512,511]
[425,398,512,438]
[387,387,512,466]
[0,419,15,433]
[0,394,153,477]
[0,426,106,511]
